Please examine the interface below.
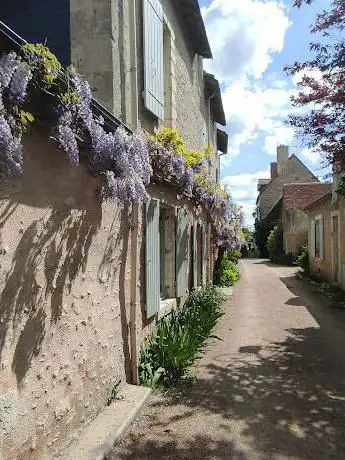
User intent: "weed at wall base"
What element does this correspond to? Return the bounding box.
[139,285,225,389]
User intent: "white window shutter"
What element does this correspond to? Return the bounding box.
[176,208,188,297]
[310,219,315,258]
[320,216,324,259]
[145,198,160,318]
[143,0,164,120]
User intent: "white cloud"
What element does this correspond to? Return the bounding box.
[300,147,321,166]
[221,79,295,157]
[201,0,301,160]
[203,0,291,82]
[222,168,270,225]
[263,124,295,156]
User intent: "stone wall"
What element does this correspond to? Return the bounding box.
[0,133,130,459]
[136,0,208,150]
[283,208,309,255]
[0,132,214,459]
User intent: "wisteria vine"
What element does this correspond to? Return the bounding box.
[0,44,243,248]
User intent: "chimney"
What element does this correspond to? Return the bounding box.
[277,145,289,174]
[270,162,277,179]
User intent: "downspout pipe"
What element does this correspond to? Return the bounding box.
[129,202,139,385]
[129,0,139,130]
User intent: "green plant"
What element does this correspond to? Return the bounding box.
[22,43,62,85]
[228,249,242,264]
[254,218,274,258]
[150,128,185,155]
[267,224,285,263]
[139,285,225,388]
[213,253,240,287]
[295,245,310,274]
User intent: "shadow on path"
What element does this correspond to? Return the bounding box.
[111,269,345,460]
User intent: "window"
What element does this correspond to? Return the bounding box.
[143,0,164,120]
[315,219,321,258]
[145,200,177,317]
[159,205,176,300]
[312,215,324,259]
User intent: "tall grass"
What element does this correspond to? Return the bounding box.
[139,285,225,388]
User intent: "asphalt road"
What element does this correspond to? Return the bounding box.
[110,259,345,460]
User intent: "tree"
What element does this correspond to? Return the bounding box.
[285,0,345,178]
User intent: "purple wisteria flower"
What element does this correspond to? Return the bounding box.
[0,52,20,89]
[58,124,79,165]
[71,73,93,129]
[9,62,33,106]
[0,115,23,176]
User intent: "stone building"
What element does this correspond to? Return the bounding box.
[0,1,228,458]
[256,145,329,256]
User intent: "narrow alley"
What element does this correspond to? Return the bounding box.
[110,259,345,460]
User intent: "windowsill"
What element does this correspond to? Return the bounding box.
[158,298,177,318]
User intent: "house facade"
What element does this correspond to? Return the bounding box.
[256,145,325,256]
[0,2,228,458]
[306,184,345,290]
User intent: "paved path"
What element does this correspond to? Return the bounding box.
[110,260,345,460]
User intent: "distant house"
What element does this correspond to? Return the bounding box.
[305,183,345,289]
[256,145,330,257]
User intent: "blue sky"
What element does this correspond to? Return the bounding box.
[199,0,331,226]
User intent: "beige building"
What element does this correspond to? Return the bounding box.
[306,183,345,289]
[0,2,227,458]
[256,145,323,256]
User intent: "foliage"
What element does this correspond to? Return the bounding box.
[267,225,285,264]
[254,218,274,258]
[22,43,61,85]
[139,285,225,388]
[285,0,345,175]
[295,245,310,274]
[213,252,240,287]
[227,249,242,264]
[150,127,186,155]
[149,128,244,250]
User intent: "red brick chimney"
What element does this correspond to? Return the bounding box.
[271,162,277,179]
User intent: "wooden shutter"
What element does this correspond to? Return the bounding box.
[202,224,207,285]
[176,208,188,297]
[193,224,197,289]
[310,219,315,258]
[320,216,324,259]
[145,198,160,318]
[143,0,164,120]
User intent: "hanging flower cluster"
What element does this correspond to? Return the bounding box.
[0,46,151,202]
[0,44,243,248]
[0,52,33,176]
[148,133,244,250]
